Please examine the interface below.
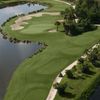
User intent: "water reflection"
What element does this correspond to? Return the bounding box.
[0,3,47,25]
[0,34,42,99]
[0,3,47,100]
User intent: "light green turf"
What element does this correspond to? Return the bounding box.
[3,15,100,100]
[2,0,100,100]
[20,15,59,34]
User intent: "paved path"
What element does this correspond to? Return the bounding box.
[46,60,78,100]
[54,0,72,6]
[46,43,100,100]
[46,1,77,100]
[54,0,75,9]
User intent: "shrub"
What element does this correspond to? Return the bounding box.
[66,70,74,79]
[78,58,84,64]
[81,64,90,74]
[57,82,67,96]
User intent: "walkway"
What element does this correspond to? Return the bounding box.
[46,42,100,100]
[46,60,78,100]
[46,0,79,100]
[54,0,75,9]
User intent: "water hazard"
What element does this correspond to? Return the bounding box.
[0,3,46,100]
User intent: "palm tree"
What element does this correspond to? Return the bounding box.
[64,7,75,21]
[55,21,61,31]
[63,7,77,35]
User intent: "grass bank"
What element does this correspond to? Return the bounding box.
[1,0,100,100]
[55,65,100,100]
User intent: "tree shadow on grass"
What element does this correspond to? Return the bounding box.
[86,70,96,75]
[60,30,65,32]
[58,91,76,99]
[65,92,76,98]
[79,71,96,79]
[81,70,96,79]
[92,62,100,68]
[80,76,86,80]
[64,26,97,37]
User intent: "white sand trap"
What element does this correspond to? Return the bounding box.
[11,25,24,30]
[48,29,57,33]
[11,12,60,31]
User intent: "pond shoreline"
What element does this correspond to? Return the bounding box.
[0,32,47,100]
[0,0,100,100]
[0,0,48,9]
[0,2,48,100]
[0,2,47,43]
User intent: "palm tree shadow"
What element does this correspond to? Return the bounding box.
[60,30,65,32]
[66,92,76,98]
[58,91,76,99]
[80,76,86,80]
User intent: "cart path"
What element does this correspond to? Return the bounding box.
[46,42,100,100]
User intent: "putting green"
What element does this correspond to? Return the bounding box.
[20,15,60,34]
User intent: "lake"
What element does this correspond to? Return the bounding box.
[0,3,46,100]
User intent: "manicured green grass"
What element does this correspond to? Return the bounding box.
[3,14,100,100]
[55,67,100,100]
[20,15,60,34]
[39,0,69,12]
[1,0,100,100]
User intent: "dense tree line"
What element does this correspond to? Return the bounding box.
[61,0,100,36]
[75,0,100,24]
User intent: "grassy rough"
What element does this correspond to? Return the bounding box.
[1,0,100,100]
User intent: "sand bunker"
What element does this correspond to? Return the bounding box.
[11,12,60,30]
[48,29,57,33]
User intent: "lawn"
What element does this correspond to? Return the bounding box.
[55,65,100,100]
[1,0,100,100]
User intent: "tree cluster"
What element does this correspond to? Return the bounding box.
[87,46,100,66]
[76,0,100,24]
[62,0,100,36]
